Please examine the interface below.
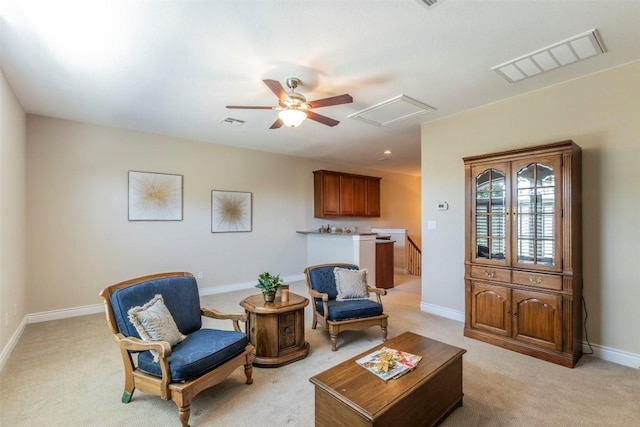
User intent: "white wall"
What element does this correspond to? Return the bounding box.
[420,61,640,363]
[24,116,421,314]
[0,69,27,358]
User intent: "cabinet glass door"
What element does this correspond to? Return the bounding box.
[512,156,562,271]
[472,163,510,265]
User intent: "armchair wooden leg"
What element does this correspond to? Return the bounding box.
[121,378,135,403]
[330,334,338,351]
[381,325,388,341]
[121,390,134,404]
[244,362,254,385]
[178,404,190,427]
[122,369,135,403]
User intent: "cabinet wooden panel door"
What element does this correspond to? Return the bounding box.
[353,177,368,216]
[320,172,340,216]
[366,178,381,216]
[470,282,511,337]
[512,289,562,351]
[340,175,355,215]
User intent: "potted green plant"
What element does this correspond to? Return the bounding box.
[255,272,283,302]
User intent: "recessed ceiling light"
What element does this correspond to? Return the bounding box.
[492,29,606,83]
[384,150,392,155]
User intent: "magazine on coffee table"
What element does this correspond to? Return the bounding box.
[356,347,422,381]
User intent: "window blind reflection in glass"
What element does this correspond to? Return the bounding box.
[537,240,555,266]
[518,239,535,263]
[491,239,506,260]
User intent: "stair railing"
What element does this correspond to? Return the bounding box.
[407,235,422,276]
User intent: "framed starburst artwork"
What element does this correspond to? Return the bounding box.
[128,171,183,221]
[211,190,252,232]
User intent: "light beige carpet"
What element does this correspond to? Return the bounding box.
[1,275,638,426]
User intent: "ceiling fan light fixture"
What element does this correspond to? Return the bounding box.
[278,108,307,128]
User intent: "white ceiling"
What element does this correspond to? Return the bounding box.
[2,0,639,176]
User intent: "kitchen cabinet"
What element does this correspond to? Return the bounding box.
[463,141,582,367]
[314,170,381,218]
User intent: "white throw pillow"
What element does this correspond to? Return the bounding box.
[334,268,370,301]
[127,294,186,362]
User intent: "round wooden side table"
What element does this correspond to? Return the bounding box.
[240,292,310,367]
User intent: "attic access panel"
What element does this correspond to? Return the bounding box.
[348,94,436,127]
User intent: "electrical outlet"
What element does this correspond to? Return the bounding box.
[197,271,203,279]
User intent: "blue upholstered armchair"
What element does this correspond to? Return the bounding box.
[304,263,388,351]
[99,272,255,427]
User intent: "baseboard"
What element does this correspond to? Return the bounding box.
[0,316,27,372]
[8,286,637,371]
[420,302,465,322]
[25,274,307,322]
[28,303,104,323]
[583,341,640,369]
[198,280,256,296]
[199,273,305,296]
[420,302,640,370]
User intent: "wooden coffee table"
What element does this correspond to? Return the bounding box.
[309,332,466,427]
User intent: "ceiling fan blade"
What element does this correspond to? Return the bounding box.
[226,105,274,109]
[263,79,290,102]
[307,110,340,127]
[307,94,353,109]
[269,118,284,129]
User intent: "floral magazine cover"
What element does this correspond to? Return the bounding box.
[356,347,422,381]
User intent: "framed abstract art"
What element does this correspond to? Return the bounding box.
[128,171,183,221]
[211,190,252,232]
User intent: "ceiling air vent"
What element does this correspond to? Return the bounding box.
[415,0,445,10]
[220,117,245,127]
[492,29,606,83]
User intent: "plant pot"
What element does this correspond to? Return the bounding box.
[263,291,277,302]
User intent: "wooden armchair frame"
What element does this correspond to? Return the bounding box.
[99,272,255,427]
[304,263,388,351]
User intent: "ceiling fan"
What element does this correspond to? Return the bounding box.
[226,77,353,129]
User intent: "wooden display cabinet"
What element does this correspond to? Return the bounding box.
[463,141,582,367]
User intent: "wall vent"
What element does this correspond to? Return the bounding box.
[415,0,445,10]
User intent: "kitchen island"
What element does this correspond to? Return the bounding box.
[297,231,377,286]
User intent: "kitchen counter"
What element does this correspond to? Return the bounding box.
[296,230,377,236]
